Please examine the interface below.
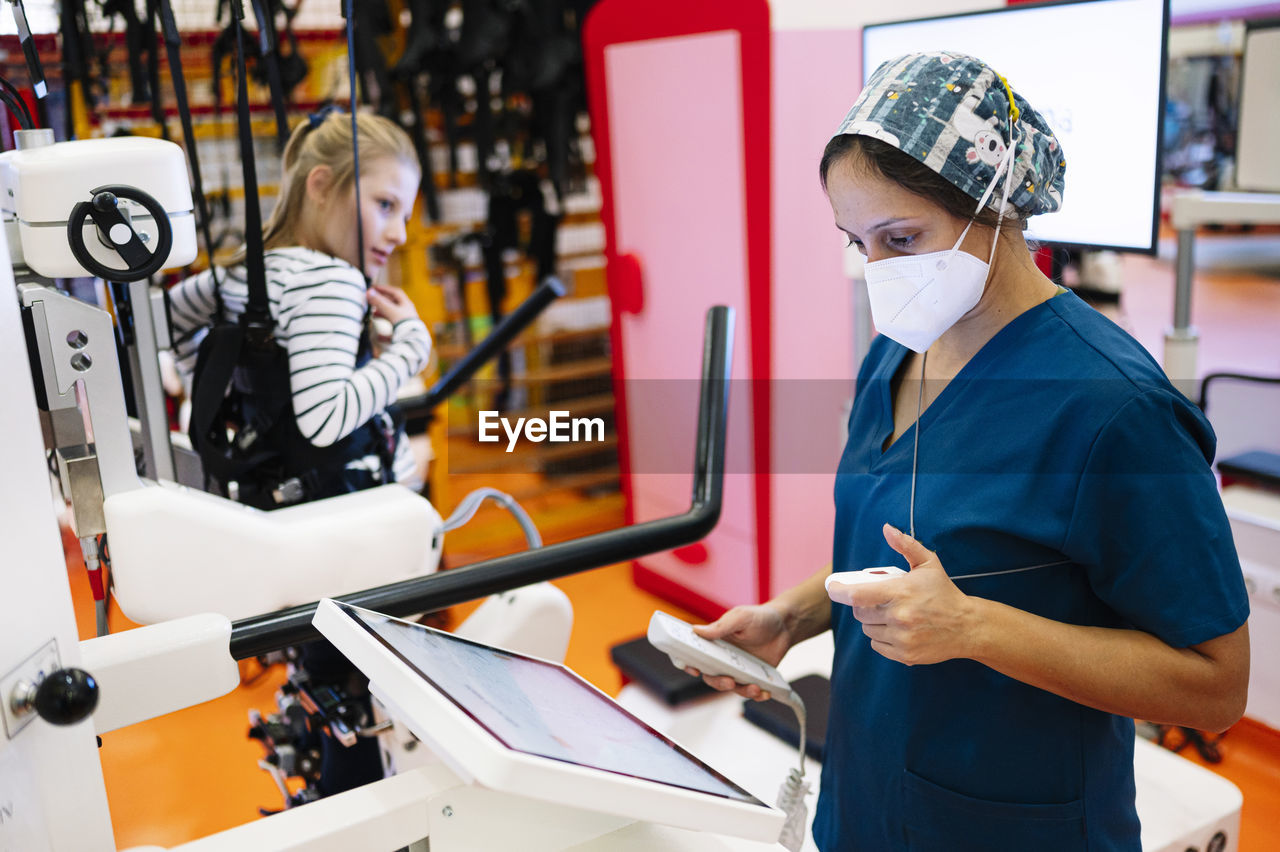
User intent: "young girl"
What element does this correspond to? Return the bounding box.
[169,110,431,504]
[169,111,433,795]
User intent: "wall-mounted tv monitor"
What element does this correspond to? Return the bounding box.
[863,0,1170,253]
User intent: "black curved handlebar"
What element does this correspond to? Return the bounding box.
[397,275,567,419]
[228,305,734,659]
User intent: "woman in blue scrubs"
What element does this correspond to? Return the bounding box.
[693,52,1251,851]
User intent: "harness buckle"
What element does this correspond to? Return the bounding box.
[272,477,307,506]
[235,422,260,452]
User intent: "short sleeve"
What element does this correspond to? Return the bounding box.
[1063,389,1249,648]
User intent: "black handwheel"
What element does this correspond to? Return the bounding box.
[67,184,174,282]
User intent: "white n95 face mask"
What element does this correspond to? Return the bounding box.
[863,225,991,353]
[862,138,1019,353]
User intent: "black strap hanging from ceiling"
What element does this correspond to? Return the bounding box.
[99,0,153,109]
[230,0,272,340]
[211,0,302,152]
[391,0,443,221]
[248,0,291,149]
[398,71,441,223]
[61,0,114,138]
[142,0,169,138]
[185,0,284,489]
[342,0,367,284]
[7,0,48,127]
[156,0,221,311]
[188,0,385,498]
[0,76,35,131]
[347,0,394,117]
[454,0,513,189]
[59,0,88,139]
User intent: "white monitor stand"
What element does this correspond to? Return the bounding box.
[312,599,786,850]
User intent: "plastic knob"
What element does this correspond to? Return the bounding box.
[32,668,100,726]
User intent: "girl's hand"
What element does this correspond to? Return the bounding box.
[367,285,420,326]
[840,524,978,666]
[686,603,793,701]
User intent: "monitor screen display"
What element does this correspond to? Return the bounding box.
[862,0,1169,253]
[338,603,764,806]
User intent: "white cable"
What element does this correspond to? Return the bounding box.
[774,691,811,852]
[950,559,1072,580]
[443,487,542,549]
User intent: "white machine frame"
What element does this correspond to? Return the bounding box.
[2,251,782,852]
[313,599,786,844]
[9,137,445,626]
[2,153,784,851]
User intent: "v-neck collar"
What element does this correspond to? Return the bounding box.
[872,293,1066,462]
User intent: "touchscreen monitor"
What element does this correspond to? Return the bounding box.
[312,599,784,842]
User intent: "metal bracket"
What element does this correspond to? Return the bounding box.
[0,639,59,740]
[19,283,141,497]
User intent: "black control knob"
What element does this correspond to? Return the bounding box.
[13,668,100,726]
[66,183,174,282]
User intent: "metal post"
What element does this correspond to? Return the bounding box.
[124,278,176,481]
[1173,228,1196,332]
[1164,228,1201,400]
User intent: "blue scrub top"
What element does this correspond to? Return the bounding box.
[812,292,1249,852]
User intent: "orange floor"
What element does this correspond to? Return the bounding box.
[65,229,1280,850]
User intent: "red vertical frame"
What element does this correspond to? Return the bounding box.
[583,0,773,615]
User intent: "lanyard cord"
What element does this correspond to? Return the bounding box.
[908,351,1072,581]
[909,350,926,539]
[950,560,1072,581]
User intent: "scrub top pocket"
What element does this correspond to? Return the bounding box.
[903,768,1086,852]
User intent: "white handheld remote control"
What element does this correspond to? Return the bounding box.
[825,566,907,605]
[647,611,793,697]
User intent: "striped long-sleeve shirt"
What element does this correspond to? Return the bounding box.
[169,246,431,487]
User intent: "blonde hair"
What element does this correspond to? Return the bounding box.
[238,111,418,259]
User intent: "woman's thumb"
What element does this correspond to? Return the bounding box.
[883,523,934,569]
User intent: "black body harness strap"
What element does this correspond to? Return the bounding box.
[187,0,395,508]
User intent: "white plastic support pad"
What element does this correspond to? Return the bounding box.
[454,582,574,663]
[313,600,785,844]
[104,482,443,624]
[79,613,238,734]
